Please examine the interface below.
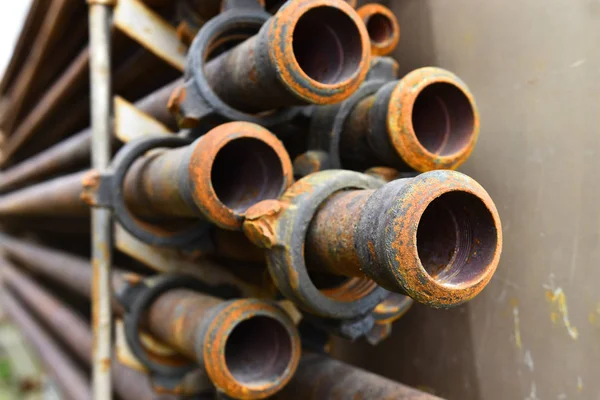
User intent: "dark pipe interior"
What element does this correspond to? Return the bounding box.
[411,83,475,156]
[225,317,293,385]
[211,138,284,212]
[292,6,363,84]
[366,13,394,44]
[416,191,497,285]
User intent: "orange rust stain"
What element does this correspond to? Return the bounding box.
[80,169,101,206]
[188,122,292,230]
[100,357,111,372]
[267,0,371,104]
[386,67,480,172]
[202,300,301,399]
[356,4,400,57]
[386,171,501,307]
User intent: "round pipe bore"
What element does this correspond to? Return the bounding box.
[338,67,480,172]
[123,122,293,231]
[145,292,301,399]
[357,4,400,56]
[201,0,372,113]
[244,170,502,310]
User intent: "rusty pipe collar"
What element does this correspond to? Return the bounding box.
[357,4,400,56]
[267,0,371,104]
[356,170,502,307]
[202,299,301,399]
[189,122,293,230]
[384,67,480,171]
[243,171,389,319]
[245,170,501,309]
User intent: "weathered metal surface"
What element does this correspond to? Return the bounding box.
[143,290,301,399]
[121,121,292,230]
[176,0,371,125]
[357,4,400,57]
[0,286,92,400]
[245,169,502,312]
[89,3,114,399]
[1,230,299,398]
[0,258,184,400]
[113,0,187,71]
[271,352,442,399]
[0,49,90,166]
[310,66,480,172]
[0,170,89,217]
[0,78,181,193]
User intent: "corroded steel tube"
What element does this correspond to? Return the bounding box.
[145,290,301,399]
[320,67,479,172]
[245,170,502,308]
[0,235,301,399]
[202,0,371,112]
[305,171,501,306]
[0,170,89,217]
[0,123,292,228]
[0,288,91,400]
[0,79,181,194]
[0,258,182,400]
[0,232,124,312]
[123,122,293,230]
[271,353,441,400]
[357,4,400,56]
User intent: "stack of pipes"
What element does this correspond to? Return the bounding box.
[0,0,502,399]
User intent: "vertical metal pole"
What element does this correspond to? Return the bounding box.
[88,1,114,399]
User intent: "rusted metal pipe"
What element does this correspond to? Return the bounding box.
[0,287,92,400]
[0,170,89,217]
[271,352,442,399]
[89,2,114,398]
[244,169,502,309]
[0,232,124,312]
[142,287,301,398]
[0,122,292,230]
[311,67,480,172]
[190,0,371,113]
[0,78,181,194]
[0,258,186,400]
[122,121,293,230]
[0,235,300,399]
[357,4,400,56]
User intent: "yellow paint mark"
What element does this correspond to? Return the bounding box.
[512,301,522,349]
[463,32,474,46]
[550,312,559,324]
[535,61,546,72]
[545,287,579,340]
[589,312,597,325]
[577,376,583,393]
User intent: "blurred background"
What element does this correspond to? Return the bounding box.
[0,1,599,399]
[0,3,59,399]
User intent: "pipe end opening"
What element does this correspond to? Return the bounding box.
[366,13,394,45]
[292,6,363,84]
[411,82,476,156]
[416,191,498,286]
[211,138,285,213]
[224,316,293,386]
